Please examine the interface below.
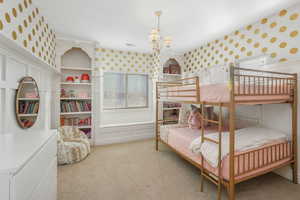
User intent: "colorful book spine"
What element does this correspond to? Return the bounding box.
[61,100,91,113]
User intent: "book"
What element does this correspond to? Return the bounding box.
[61,100,91,113]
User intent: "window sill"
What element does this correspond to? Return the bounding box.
[99,121,154,128]
[102,107,151,113]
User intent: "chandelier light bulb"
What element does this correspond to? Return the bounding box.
[164,36,172,47]
[151,28,159,35]
[149,28,160,42]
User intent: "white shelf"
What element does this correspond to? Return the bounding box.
[60,111,91,115]
[163,74,181,77]
[61,67,92,71]
[61,82,92,86]
[18,113,38,117]
[21,81,35,84]
[163,107,181,111]
[60,97,91,100]
[18,98,40,101]
[77,125,92,129]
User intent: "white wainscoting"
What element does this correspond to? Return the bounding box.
[96,122,155,145]
[0,38,57,135]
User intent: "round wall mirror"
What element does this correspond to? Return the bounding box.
[15,76,40,129]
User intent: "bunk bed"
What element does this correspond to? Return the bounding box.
[155,64,298,200]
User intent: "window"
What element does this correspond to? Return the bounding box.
[103,72,148,109]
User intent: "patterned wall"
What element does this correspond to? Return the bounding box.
[0,0,56,67]
[95,47,157,77]
[183,4,300,74]
[152,50,162,80]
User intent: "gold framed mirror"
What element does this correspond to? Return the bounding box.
[15,76,40,129]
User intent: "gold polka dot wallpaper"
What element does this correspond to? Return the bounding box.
[95,47,157,78]
[183,5,300,73]
[0,0,56,68]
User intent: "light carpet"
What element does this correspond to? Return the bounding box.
[58,139,300,200]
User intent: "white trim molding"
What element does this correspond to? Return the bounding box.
[96,122,154,145]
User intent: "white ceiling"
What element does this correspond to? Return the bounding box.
[34,0,300,53]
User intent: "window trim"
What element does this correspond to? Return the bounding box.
[103,72,149,110]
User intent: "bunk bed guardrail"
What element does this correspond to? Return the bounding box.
[156,66,297,104]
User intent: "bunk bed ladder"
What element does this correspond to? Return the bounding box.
[200,103,223,200]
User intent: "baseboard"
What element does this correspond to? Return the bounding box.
[274,166,300,184]
[95,122,155,145]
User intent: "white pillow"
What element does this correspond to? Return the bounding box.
[210,66,224,84]
[200,68,211,85]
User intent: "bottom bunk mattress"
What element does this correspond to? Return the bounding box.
[160,126,292,181]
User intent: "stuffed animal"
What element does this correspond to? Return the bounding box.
[188,105,202,129]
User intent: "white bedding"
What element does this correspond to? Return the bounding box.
[189,127,289,167]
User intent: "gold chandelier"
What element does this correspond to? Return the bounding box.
[149,11,172,53]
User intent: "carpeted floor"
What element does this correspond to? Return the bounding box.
[58,139,300,200]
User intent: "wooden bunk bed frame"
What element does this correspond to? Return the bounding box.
[155,64,298,200]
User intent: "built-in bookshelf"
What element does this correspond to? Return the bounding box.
[59,47,93,140]
[162,58,182,125]
[162,101,181,124]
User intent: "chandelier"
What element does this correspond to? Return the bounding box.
[149,11,172,53]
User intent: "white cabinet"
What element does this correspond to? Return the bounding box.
[0,130,57,200]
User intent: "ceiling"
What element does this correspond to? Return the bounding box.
[34,0,300,53]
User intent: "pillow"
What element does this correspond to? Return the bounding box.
[200,68,211,85]
[188,105,202,129]
[210,65,228,84]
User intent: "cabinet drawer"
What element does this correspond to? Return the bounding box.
[0,174,10,200]
[30,158,57,200]
[12,134,57,200]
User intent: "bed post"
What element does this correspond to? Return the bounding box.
[196,76,200,102]
[200,102,205,192]
[292,73,298,184]
[228,63,236,200]
[217,103,223,200]
[155,83,159,151]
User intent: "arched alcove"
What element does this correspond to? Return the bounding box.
[163,58,181,74]
[61,47,91,67]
